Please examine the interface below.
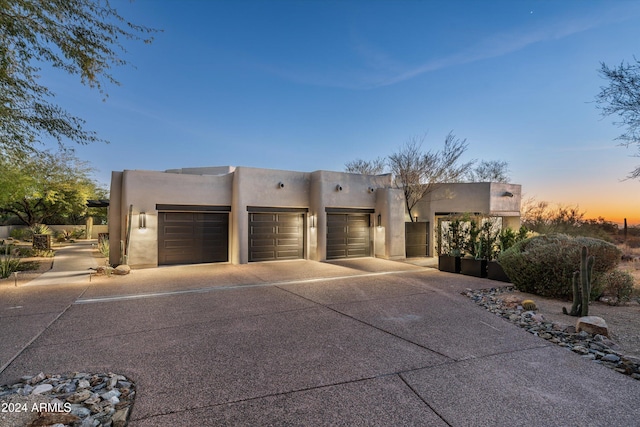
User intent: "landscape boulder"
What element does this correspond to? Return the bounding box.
[114,265,131,275]
[576,316,609,337]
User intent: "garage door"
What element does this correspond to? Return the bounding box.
[326,211,371,259]
[158,210,229,265]
[248,210,305,262]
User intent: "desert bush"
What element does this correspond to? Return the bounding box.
[98,239,109,258]
[10,227,30,241]
[0,245,21,279]
[498,234,622,299]
[13,247,55,257]
[601,270,635,304]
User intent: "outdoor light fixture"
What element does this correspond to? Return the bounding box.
[368,187,375,194]
[377,214,382,228]
[502,191,514,197]
[414,214,418,222]
[278,182,285,189]
[139,212,147,229]
[336,184,343,192]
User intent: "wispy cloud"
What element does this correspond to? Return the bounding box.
[264,5,640,90]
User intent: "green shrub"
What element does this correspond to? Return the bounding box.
[498,234,622,299]
[601,270,635,304]
[12,247,55,257]
[10,227,30,241]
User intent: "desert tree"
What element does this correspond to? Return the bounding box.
[0,149,107,226]
[0,0,158,155]
[388,132,475,221]
[595,57,640,179]
[467,160,510,183]
[344,157,386,175]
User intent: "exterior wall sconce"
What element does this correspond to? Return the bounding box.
[310,214,315,229]
[368,187,375,193]
[278,182,285,189]
[336,184,343,192]
[139,212,147,229]
[377,214,382,228]
[502,191,514,197]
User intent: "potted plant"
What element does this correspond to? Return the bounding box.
[438,217,465,273]
[460,219,489,278]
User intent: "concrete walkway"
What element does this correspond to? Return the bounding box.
[23,240,99,286]
[1,251,639,426]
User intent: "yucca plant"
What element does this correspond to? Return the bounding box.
[30,224,52,236]
[0,245,21,279]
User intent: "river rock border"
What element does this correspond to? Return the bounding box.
[0,372,135,427]
[464,286,640,381]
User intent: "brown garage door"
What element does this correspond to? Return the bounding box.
[326,211,371,259]
[248,210,305,262]
[158,210,229,265]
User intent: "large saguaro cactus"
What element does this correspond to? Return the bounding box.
[563,246,595,317]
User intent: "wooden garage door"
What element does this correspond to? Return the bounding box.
[158,212,228,265]
[326,213,371,259]
[249,212,304,262]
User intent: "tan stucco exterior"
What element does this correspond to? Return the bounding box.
[410,182,522,256]
[109,166,406,268]
[108,166,521,267]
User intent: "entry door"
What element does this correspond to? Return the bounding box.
[405,221,430,257]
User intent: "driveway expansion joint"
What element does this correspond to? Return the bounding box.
[275,285,455,362]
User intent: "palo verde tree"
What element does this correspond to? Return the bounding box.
[0,150,107,226]
[595,57,640,179]
[0,0,157,155]
[387,132,475,222]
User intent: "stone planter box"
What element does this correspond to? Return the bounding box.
[460,258,487,278]
[487,261,511,282]
[438,255,461,273]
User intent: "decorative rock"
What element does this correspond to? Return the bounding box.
[576,316,609,337]
[29,372,46,385]
[572,345,589,355]
[70,403,92,417]
[114,264,131,275]
[0,372,136,427]
[31,383,53,395]
[602,354,621,363]
[463,287,640,381]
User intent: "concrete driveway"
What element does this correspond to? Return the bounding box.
[1,255,639,426]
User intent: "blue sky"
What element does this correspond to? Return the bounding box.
[42,0,640,223]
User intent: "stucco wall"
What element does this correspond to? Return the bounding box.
[109,165,520,268]
[116,169,234,267]
[410,182,522,257]
[310,171,393,261]
[231,167,312,264]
